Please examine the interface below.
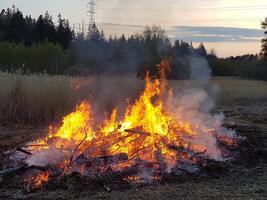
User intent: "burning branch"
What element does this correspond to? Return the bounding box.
[124,128,151,137]
[63,121,89,176]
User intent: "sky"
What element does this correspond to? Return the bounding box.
[1,0,267,57]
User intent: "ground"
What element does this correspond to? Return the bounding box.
[0,79,267,200]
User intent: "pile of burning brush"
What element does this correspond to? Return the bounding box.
[0,60,243,192]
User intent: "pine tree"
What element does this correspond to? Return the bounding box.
[87,23,100,41]
[196,42,208,57]
[100,29,105,40]
[57,14,73,48]
[5,6,26,43]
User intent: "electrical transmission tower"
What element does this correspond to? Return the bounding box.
[87,0,96,36]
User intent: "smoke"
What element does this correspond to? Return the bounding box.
[168,89,227,160]
[189,56,211,80]
[26,148,70,167]
[166,56,235,160]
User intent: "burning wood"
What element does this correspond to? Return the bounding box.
[1,60,242,192]
[25,171,51,193]
[124,128,151,136]
[75,153,129,167]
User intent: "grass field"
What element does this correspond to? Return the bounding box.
[0,72,266,199]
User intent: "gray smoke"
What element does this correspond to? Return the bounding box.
[189,56,211,80]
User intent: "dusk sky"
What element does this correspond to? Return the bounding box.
[1,0,267,57]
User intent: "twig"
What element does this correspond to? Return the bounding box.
[3,143,28,164]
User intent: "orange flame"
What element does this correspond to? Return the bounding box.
[24,171,50,189]
[26,59,235,183]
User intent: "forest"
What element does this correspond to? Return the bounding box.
[0,6,266,80]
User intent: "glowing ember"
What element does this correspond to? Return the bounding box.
[22,59,237,186]
[24,171,50,189]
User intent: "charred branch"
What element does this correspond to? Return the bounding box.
[167,145,207,159]
[0,163,27,177]
[16,148,32,155]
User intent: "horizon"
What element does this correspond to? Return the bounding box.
[1,0,267,57]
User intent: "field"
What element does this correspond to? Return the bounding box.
[0,72,267,199]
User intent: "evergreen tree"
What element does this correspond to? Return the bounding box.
[0,6,72,48]
[88,23,100,41]
[100,29,105,41]
[196,42,208,57]
[36,12,56,43]
[56,14,73,48]
[4,6,26,43]
[24,15,37,45]
[0,9,5,41]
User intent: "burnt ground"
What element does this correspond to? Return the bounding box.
[0,100,266,200]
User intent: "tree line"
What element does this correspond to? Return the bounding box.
[208,17,267,80]
[0,6,266,80]
[0,5,73,48]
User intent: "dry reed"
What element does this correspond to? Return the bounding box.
[0,72,266,125]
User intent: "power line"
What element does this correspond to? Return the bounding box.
[17,0,265,33]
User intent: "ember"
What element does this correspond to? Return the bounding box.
[1,60,240,191]
[25,171,50,190]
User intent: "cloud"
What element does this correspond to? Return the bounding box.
[99,23,264,43]
[168,26,264,43]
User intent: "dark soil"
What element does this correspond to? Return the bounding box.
[0,100,266,200]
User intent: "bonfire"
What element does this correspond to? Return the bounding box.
[0,60,241,192]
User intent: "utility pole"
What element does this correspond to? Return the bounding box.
[87,0,96,36]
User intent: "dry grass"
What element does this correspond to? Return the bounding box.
[0,72,142,125]
[0,72,267,125]
[212,78,267,103]
[170,78,267,104]
[0,72,74,125]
